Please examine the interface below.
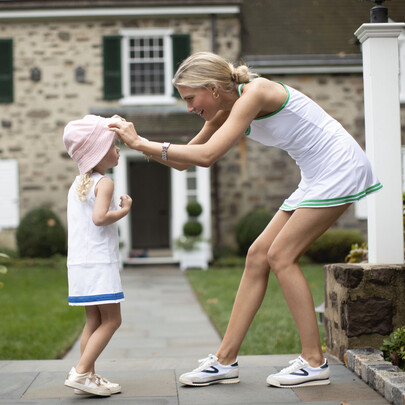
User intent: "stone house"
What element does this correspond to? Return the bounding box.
[0,0,404,264]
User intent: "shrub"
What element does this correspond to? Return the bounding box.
[183,221,203,237]
[235,208,274,256]
[186,201,203,217]
[381,326,405,371]
[305,229,365,263]
[16,208,66,258]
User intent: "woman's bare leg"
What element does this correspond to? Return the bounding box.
[216,204,350,366]
[267,205,349,366]
[216,210,292,364]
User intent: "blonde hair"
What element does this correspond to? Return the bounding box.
[75,171,94,201]
[172,52,258,92]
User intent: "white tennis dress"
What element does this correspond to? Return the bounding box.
[238,83,382,209]
[67,172,124,306]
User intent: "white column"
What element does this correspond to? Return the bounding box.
[355,23,405,264]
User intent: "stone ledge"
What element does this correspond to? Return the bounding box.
[345,348,405,405]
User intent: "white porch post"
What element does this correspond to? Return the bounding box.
[355,23,405,264]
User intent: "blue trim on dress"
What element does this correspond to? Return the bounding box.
[68,292,124,304]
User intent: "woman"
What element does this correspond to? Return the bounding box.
[109,52,382,388]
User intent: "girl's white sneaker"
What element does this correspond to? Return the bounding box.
[64,367,111,396]
[266,356,330,388]
[73,373,121,395]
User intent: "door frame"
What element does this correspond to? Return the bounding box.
[113,149,212,263]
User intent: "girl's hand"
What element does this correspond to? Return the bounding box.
[108,117,141,149]
[119,194,132,212]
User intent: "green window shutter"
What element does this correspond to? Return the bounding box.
[103,36,122,100]
[0,39,13,103]
[171,34,190,98]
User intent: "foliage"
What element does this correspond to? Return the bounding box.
[0,256,84,359]
[345,242,368,263]
[186,201,203,217]
[381,326,405,371]
[0,253,9,289]
[176,200,204,250]
[186,264,325,355]
[16,207,67,258]
[235,208,274,256]
[305,229,365,264]
[175,235,203,251]
[183,221,203,237]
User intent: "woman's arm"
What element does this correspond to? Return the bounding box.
[110,83,267,167]
[140,110,230,170]
[92,177,132,226]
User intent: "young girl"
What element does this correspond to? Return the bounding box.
[109,52,382,388]
[63,114,132,396]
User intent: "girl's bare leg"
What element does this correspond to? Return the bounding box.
[216,205,350,367]
[75,303,122,374]
[79,306,101,373]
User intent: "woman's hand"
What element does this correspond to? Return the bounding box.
[108,116,141,150]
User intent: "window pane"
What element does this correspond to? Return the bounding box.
[126,35,167,96]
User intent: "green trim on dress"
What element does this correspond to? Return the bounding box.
[280,182,383,210]
[238,82,290,136]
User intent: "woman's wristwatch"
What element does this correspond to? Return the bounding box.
[162,142,171,161]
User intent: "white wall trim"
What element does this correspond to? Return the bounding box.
[254,66,363,75]
[0,6,240,20]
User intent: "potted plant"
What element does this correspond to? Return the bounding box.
[176,201,209,270]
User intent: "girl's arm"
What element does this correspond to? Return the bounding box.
[92,177,132,226]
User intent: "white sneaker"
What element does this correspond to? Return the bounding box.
[266,356,330,388]
[179,354,240,386]
[94,374,121,394]
[73,374,121,395]
[64,367,111,396]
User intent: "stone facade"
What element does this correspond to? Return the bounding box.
[1,11,404,252]
[324,263,405,362]
[0,13,240,250]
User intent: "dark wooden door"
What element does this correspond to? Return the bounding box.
[129,160,170,249]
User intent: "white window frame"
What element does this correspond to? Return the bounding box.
[120,28,176,106]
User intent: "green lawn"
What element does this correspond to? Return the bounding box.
[0,256,84,360]
[186,264,325,355]
[0,256,324,359]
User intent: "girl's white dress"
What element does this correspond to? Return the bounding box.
[238,83,382,209]
[67,172,124,306]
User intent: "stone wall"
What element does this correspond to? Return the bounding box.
[0,14,240,249]
[324,263,405,362]
[1,15,404,252]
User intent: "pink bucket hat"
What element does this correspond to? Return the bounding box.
[63,115,119,174]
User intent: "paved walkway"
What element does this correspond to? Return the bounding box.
[0,266,388,404]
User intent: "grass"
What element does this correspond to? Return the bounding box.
[186,263,325,355]
[0,256,85,360]
[0,255,324,359]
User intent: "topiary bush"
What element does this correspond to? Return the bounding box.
[305,229,365,264]
[16,208,66,258]
[235,208,274,256]
[183,221,203,237]
[186,201,203,218]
